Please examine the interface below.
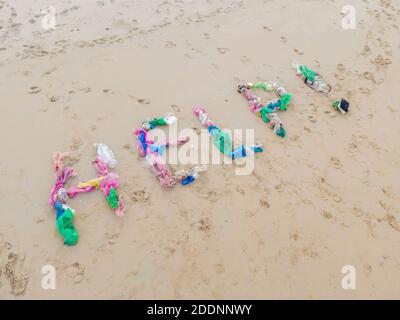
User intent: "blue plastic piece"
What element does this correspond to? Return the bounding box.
[181,175,195,186]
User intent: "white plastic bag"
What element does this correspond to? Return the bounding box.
[94,143,117,168]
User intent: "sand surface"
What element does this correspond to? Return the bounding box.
[0,0,400,299]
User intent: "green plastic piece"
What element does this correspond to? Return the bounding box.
[276,127,286,138]
[149,118,167,127]
[253,82,272,91]
[106,187,119,210]
[299,65,317,82]
[56,208,79,246]
[280,93,292,111]
[260,107,272,123]
[210,127,233,156]
[332,100,340,110]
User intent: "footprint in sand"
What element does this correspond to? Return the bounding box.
[66,262,85,284]
[290,231,300,241]
[69,137,83,151]
[360,45,372,56]
[313,60,321,67]
[335,73,346,81]
[336,63,346,73]
[371,54,392,68]
[215,263,225,274]
[330,157,343,170]
[193,127,201,135]
[240,56,251,64]
[245,210,257,218]
[171,104,180,112]
[379,201,400,231]
[0,241,29,296]
[28,86,41,94]
[79,87,91,93]
[217,47,229,54]
[137,98,151,104]
[129,189,151,202]
[202,190,220,203]
[363,264,373,276]
[359,87,371,95]
[386,214,400,232]
[65,154,81,166]
[211,63,219,70]
[49,95,59,102]
[165,41,176,48]
[321,210,334,220]
[362,71,376,82]
[333,83,343,91]
[259,199,270,208]
[42,67,57,77]
[105,232,120,245]
[308,115,317,123]
[236,186,245,195]
[294,48,304,55]
[191,218,212,232]
[5,253,29,296]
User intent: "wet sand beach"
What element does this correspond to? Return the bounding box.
[0,0,400,299]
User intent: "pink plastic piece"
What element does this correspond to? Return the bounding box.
[133,126,188,188]
[49,152,77,206]
[242,87,264,113]
[67,157,124,216]
[193,106,215,128]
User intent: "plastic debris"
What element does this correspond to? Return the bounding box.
[332,99,350,114]
[164,113,177,125]
[293,61,350,114]
[292,61,331,94]
[237,83,289,138]
[67,145,124,217]
[174,165,208,186]
[141,112,177,131]
[143,151,176,187]
[249,82,293,111]
[208,125,233,156]
[192,107,234,155]
[193,106,264,158]
[231,144,266,160]
[49,152,79,246]
[268,113,286,137]
[54,202,79,246]
[94,143,117,169]
[181,175,196,185]
[134,113,206,187]
[106,187,120,209]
